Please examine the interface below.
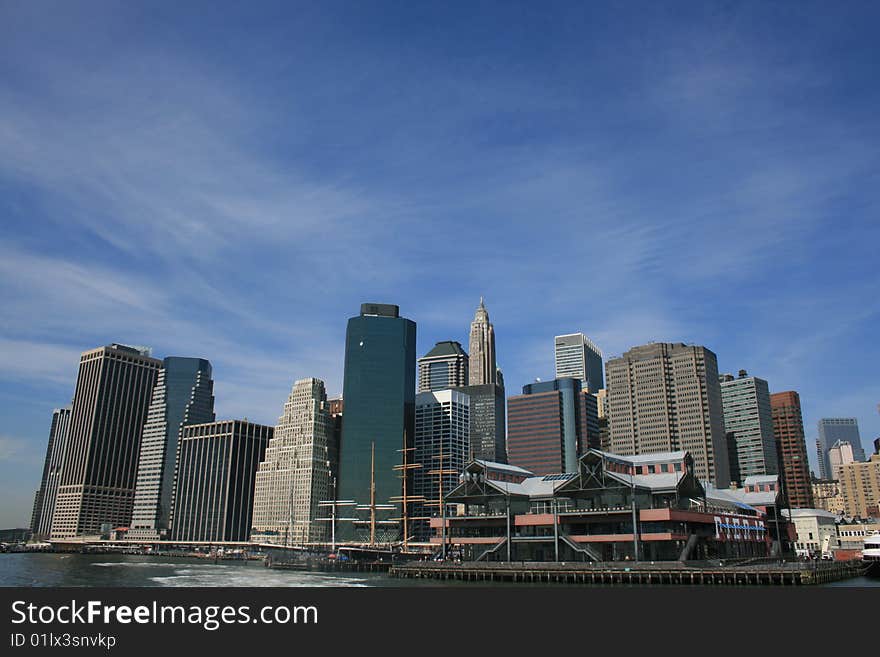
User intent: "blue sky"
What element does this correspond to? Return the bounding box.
[1,1,879,527]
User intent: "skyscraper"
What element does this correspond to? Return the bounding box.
[507,377,595,475]
[338,303,416,540]
[129,357,215,541]
[418,341,469,392]
[30,407,71,540]
[770,391,814,509]
[458,298,506,463]
[468,297,496,386]
[251,378,333,546]
[838,454,880,518]
[327,396,343,489]
[455,383,507,463]
[596,388,611,452]
[606,342,729,487]
[828,440,857,481]
[719,370,778,482]
[413,389,470,540]
[170,420,272,543]
[554,333,604,393]
[817,418,865,480]
[51,344,162,539]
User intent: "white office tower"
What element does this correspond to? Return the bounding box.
[251,378,332,546]
[555,333,604,393]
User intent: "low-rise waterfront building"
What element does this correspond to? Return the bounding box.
[782,508,839,558]
[704,474,793,555]
[431,449,775,562]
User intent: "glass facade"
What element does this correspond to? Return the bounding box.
[554,333,604,393]
[428,361,450,391]
[171,420,271,543]
[413,390,469,540]
[455,383,507,463]
[338,305,416,541]
[817,418,864,480]
[130,357,215,539]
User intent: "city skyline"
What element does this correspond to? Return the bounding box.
[2,3,880,527]
[3,302,879,529]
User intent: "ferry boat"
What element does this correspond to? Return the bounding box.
[862,533,880,579]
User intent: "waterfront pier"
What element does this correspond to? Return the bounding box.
[390,560,864,586]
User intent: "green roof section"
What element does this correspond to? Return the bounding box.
[423,340,467,359]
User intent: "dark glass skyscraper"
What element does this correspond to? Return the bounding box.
[817,418,865,480]
[170,420,272,543]
[456,383,507,463]
[339,303,416,541]
[130,357,215,540]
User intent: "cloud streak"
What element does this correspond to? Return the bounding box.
[1,3,878,526]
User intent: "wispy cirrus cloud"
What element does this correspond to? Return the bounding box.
[1,2,879,528]
[0,435,43,466]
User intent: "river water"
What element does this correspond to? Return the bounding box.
[1,553,877,587]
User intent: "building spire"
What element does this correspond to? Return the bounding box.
[469,297,496,386]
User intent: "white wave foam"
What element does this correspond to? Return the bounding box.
[149,569,371,587]
[91,562,185,568]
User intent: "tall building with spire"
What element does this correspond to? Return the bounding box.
[468,297,496,386]
[457,298,506,462]
[251,378,332,546]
